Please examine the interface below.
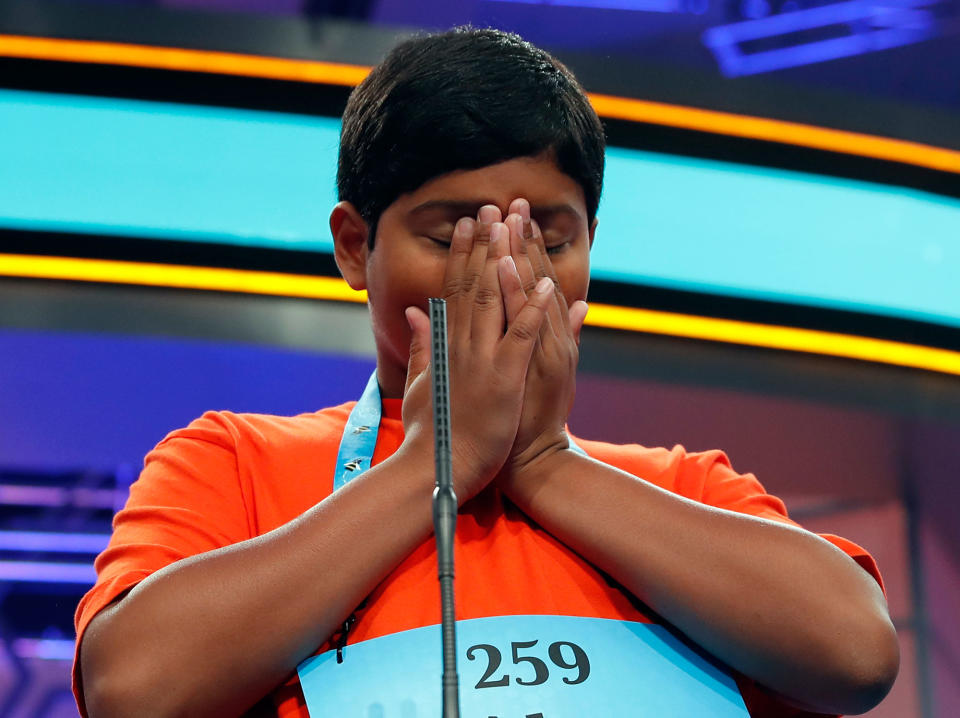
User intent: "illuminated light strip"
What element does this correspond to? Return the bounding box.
[588,94,960,174]
[2,34,959,175]
[0,33,369,86]
[12,638,76,661]
[0,530,110,553]
[3,253,959,376]
[0,560,96,584]
[700,0,938,77]
[0,253,368,303]
[0,484,117,508]
[586,303,960,377]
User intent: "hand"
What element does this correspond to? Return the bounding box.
[498,198,589,483]
[401,206,556,502]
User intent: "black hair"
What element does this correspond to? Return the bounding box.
[337,27,605,245]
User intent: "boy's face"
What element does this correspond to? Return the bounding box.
[343,154,595,398]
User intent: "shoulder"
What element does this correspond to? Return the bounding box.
[570,434,768,508]
[571,435,722,487]
[154,402,357,453]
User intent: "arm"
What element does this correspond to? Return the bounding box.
[496,199,898,715]
[499,449,899,715]
[80,211,555,718]
[81,440,439,718]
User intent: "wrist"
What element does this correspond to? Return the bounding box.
[509,431,568,475]
[501,439,574,504]
[397,430,499,505]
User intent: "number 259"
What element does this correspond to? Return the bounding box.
[466,640,590,689]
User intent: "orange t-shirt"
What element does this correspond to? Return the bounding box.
[74,399,882,717]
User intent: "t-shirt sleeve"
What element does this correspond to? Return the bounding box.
[73,411,252,712]
[690,448,884,593]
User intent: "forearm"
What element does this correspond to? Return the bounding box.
[81,443,437,718]
[501,450,899,715]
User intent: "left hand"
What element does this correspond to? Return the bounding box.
[497,197,589,485]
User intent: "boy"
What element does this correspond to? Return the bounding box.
[75,28,898,717]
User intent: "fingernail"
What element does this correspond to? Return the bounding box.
[503,255,517,274]
[478,205,500,224]
[490,223,507,243]
[457,217,475,237]
[535,277,552,294]
[517,199,531,222]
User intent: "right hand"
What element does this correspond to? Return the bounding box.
[401,206,555,502]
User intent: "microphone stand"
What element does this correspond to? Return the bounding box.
[429,298,460,718]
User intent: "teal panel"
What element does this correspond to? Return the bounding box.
[0,89,338,249]
[598,147,960,328]
[1,89,959,327]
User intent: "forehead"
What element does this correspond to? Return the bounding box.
[388,155,588,223]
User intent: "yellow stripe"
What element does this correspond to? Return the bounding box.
[2,253,959,376]
[586,303,960,377]
[3,34,960,175]
[0,253,367,303]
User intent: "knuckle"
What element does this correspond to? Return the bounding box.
[443,272,479,298]
[472,228,492,247]
[509,322,538,343]
[474,287,499,308]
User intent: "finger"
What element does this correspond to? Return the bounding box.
[478,203,502,228]
[497,276,554,375]
[523,214,545,279]
[507,198,535,292]
[568,300,589,347]
[528,217,566,338]
[441,217,476,293]
[507,212,537,296]
[498,254,526,325]
[464,205,501,301]
[473,222,509,346]
[507,211,556,345]
[451,207,496,350]
[508,197,530,223]
[528,219,562,296]
[403,305,432,396]
[441,217,477,339]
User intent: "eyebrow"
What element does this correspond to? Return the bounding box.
[408,199,583,222]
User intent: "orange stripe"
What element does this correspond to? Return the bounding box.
[2,33,959,174]
[589,94,960,175]
[0,34,370,86]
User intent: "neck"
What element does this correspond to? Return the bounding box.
[375,359,407,400]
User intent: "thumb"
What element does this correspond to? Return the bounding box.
[404,305,431,395]
[568,300,588,347]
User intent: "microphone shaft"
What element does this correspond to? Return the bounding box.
[429,298,460,718]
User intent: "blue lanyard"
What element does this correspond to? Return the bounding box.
[334,370,587,492]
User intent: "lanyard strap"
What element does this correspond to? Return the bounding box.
[334,370,587,492]
[333,371,383,492]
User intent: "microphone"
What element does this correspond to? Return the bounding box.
[429,298,460,718]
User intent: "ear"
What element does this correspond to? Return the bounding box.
[330,201,370,291]
[588,216,598,250]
